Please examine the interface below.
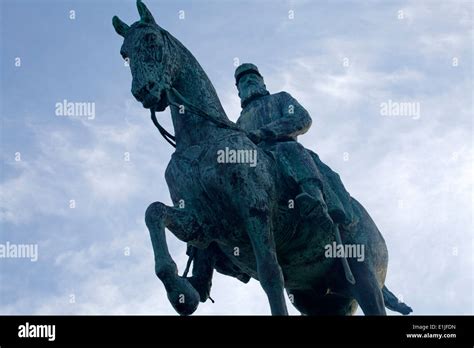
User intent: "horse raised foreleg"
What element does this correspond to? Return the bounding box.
[145,201,202,315]
[245,207,288,315]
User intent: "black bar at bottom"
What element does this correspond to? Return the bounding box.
[0,315,472,346]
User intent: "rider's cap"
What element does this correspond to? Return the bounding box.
[235,63,262,85]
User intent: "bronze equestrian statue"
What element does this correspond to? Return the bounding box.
[112,0,412,316]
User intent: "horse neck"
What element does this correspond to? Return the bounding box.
[169,45,232,151]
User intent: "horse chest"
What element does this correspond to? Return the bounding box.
[165,149,208,201]
[165,150,239,231]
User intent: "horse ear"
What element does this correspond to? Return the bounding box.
[137,0,156,25]
[113,16,130,37]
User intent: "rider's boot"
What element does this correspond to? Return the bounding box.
[295,180,333,231]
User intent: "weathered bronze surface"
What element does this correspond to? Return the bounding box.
[113,0,412,316]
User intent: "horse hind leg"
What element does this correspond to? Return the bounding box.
[344,199,388,315]
[348,258,386,315]
[145,201,204,315]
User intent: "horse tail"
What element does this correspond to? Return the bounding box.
[382,285,413,315]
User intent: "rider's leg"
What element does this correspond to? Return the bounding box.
[273,142,328,219]
[276,142,351,224]
[296,178,327,218]
[296,173,350,225]
[284,145,355,285]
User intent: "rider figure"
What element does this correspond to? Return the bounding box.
[235,63,349,225]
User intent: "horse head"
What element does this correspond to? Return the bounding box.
[113,0,176,112]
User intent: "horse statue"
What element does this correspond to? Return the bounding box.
[112,0,412,316]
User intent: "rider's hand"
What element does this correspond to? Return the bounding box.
[247,130,263,144]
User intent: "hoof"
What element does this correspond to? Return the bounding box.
[296,193,334,233]
[166,276,200,316]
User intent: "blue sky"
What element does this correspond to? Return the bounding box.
[0,0,472,314]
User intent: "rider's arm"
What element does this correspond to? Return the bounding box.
[258,92,312,141]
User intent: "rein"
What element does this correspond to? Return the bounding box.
[150,87,244,148]
[150,109,176,148]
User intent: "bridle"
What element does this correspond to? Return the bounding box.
[149,30,244,149]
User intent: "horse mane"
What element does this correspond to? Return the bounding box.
[159,28,229,121]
